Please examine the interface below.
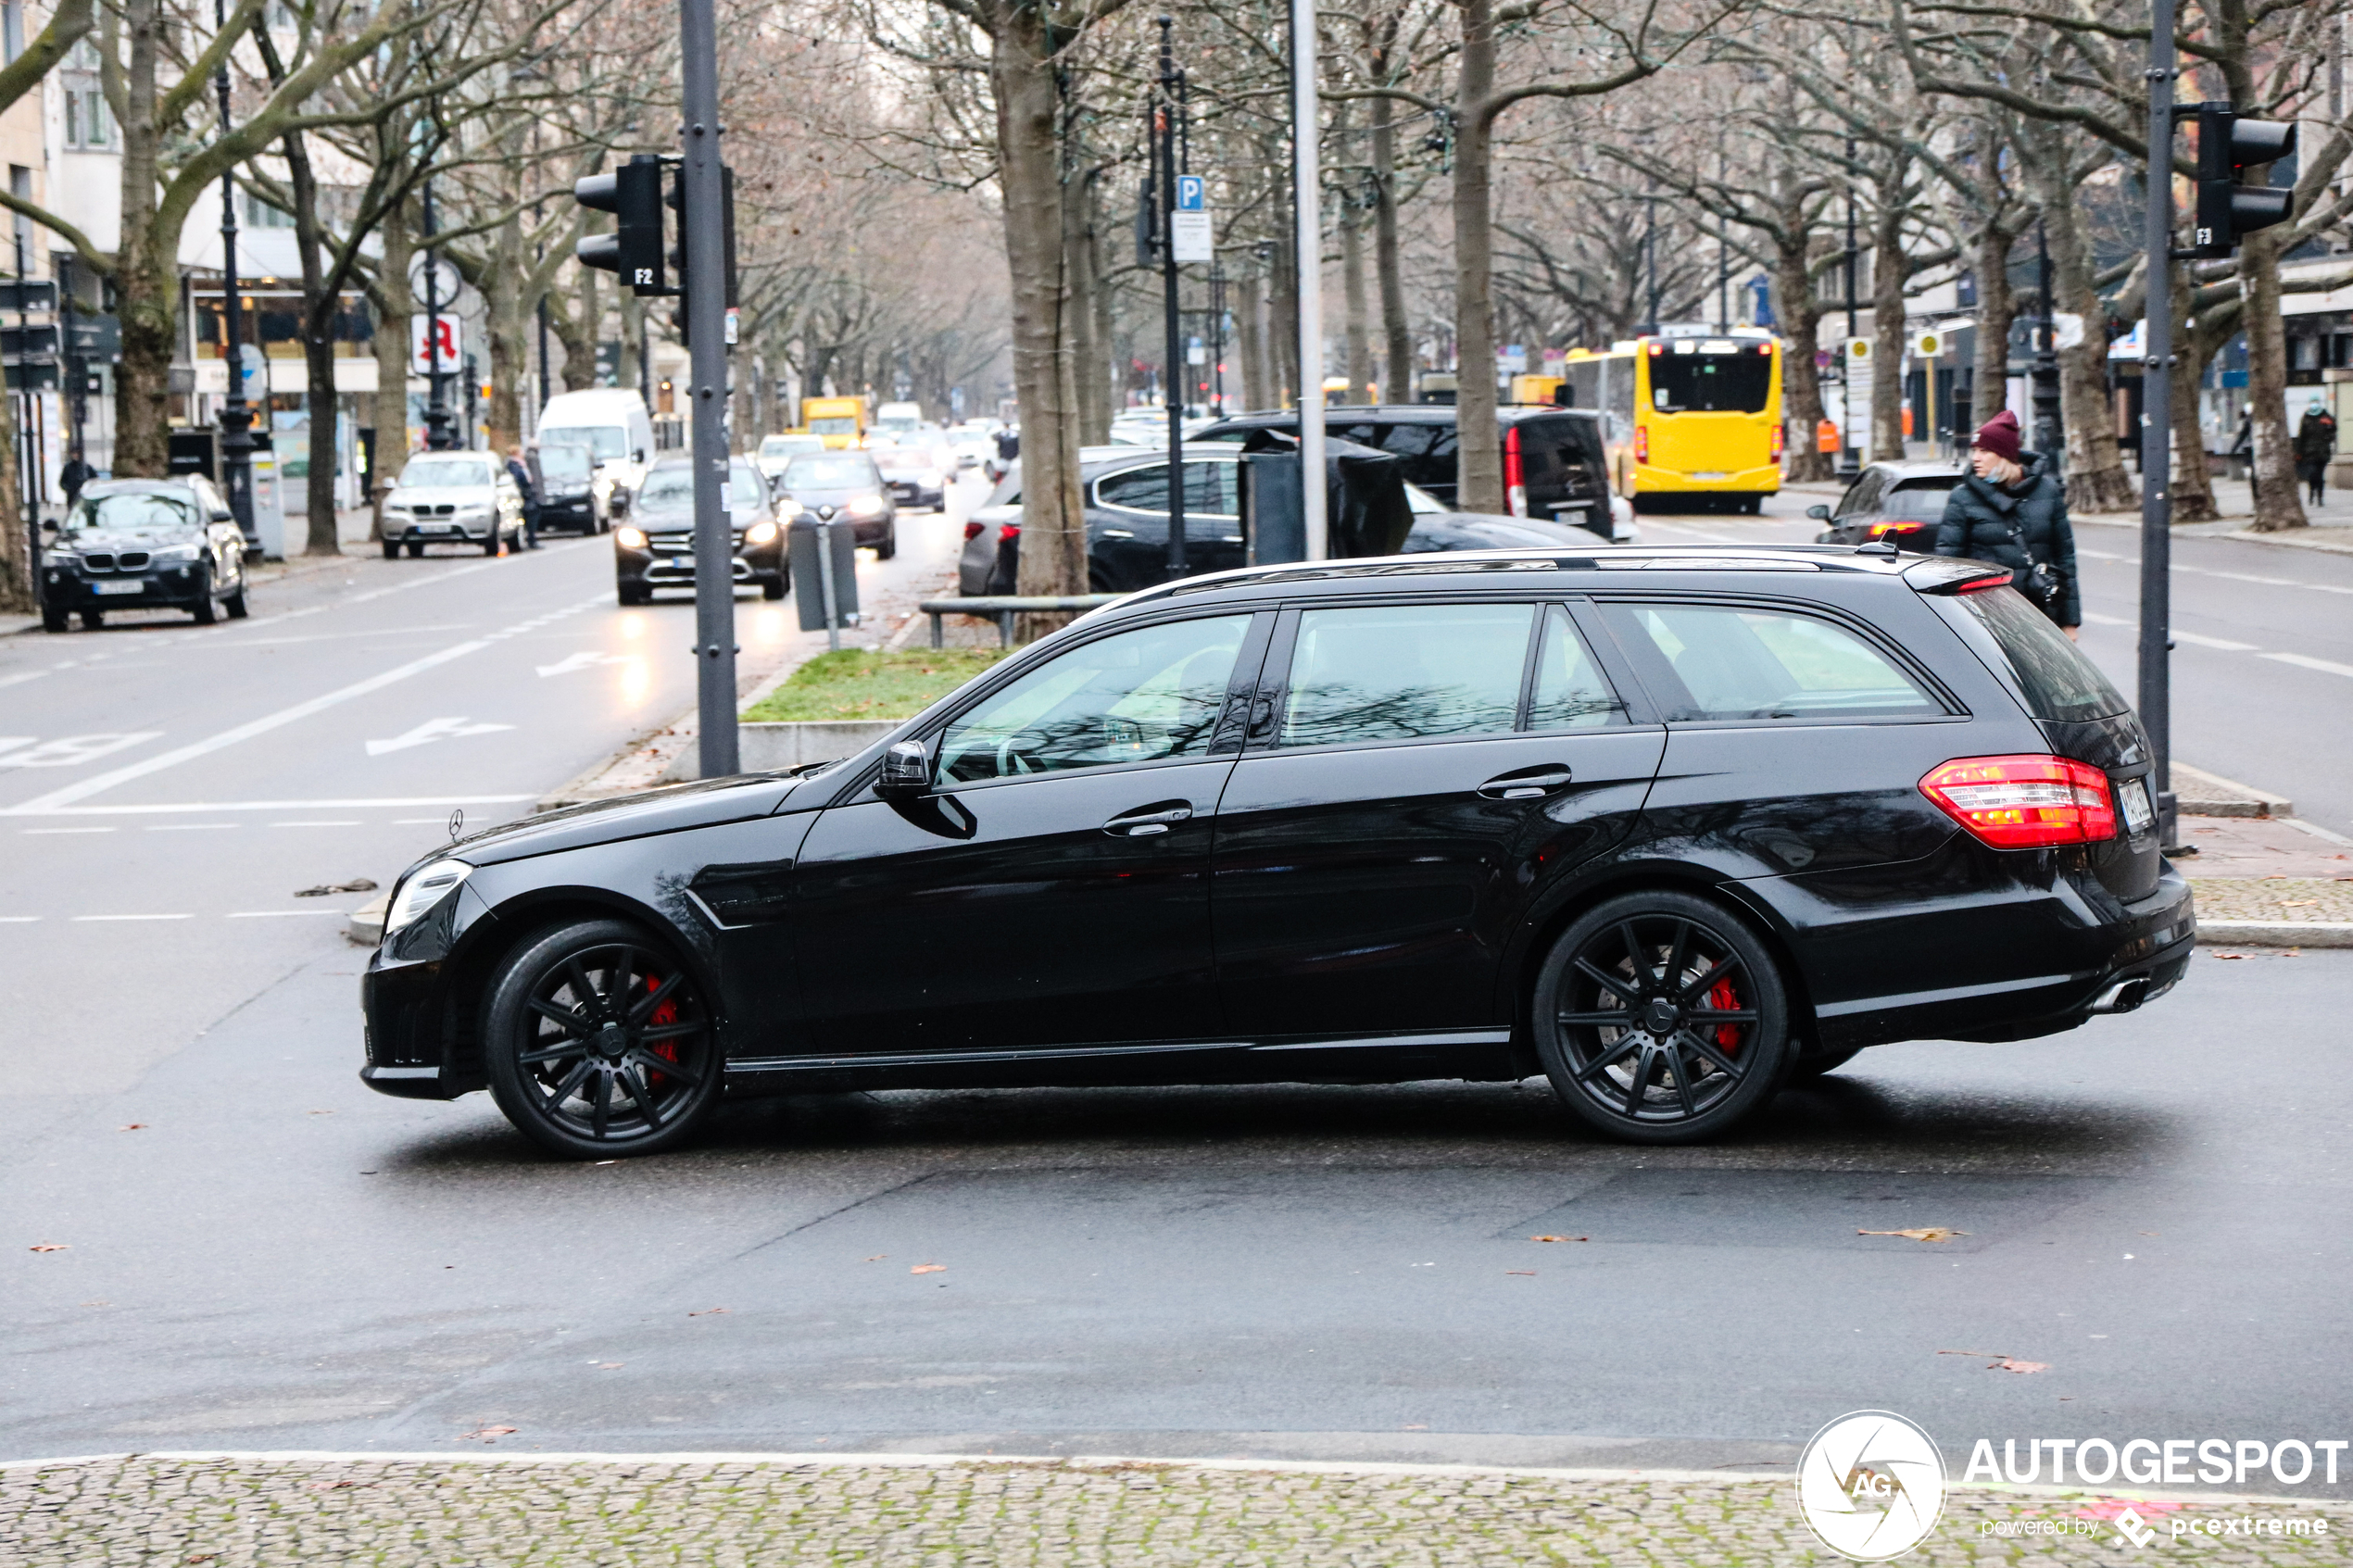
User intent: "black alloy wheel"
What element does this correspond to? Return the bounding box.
[1533,890,1791,1144]
[190,569,218,623]
[224,584,249,619]
[761,576,786,600]
[484,919,721,1158]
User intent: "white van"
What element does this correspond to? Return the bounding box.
[872,401,925,441]
[537,389,657,507]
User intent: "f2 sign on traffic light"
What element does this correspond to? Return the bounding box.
[2191,103,2296,258]
[574,154,670,295]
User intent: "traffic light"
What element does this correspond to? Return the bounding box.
[666,164,738,347]
[574,154,669,295]
[2192,103,2297,257]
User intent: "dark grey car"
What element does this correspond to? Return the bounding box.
[1809,461,1968,553]
[38,478,249,631]
[775,451,898,559]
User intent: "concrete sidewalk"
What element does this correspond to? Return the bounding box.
[5,1452,2348,1567]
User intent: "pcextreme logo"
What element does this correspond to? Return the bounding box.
[1796,1411,1948,1562]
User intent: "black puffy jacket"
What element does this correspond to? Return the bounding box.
[1931,451,2080,626]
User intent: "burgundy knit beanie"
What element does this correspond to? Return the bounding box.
[1972,408,2022,465]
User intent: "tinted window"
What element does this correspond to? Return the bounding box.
[1956,586,2129,721]
[938,616,1247,782]
[541,425,627,459]
[1832,470,1886,520]
[636,469,695,509]
[1879,479,1960,522]
[1606,603,1940,721]
[1528,606,1626,730]
[61,491,199,538]
[1281,604,1533,746]
[1095,462,1238,516]
[1648,353,1771,414]
[537,445,593,482]
[730,467,766,508]
[785,455,882,489]
[1512,415,1607,497]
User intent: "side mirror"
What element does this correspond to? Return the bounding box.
[1805,504,1831,521]
[633,448,646,464]
[875,741,930,798]
[40,517,57,533]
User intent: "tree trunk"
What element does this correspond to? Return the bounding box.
[1776,226,1831,483]
[2241,223,2305,531]
[1336,104,1370,403]
[0,389,27,612]
[2171,263,2221,523]
[1271,196,1301,407]
[617,288,643,400]
[562,264,600,391]
[110,0,169,476]
[1065,162,1108,445]
[992,0,1085,622]
[2029,152,2134,512]
[282,129,341,555]
[1370,91,1411,404]
[1869,195,1906,464]
[484,216,524,452]
[1969,220,2018,448]
[370,200,416,533]
[1452,0,1503,512]
[1235,269,1265,412]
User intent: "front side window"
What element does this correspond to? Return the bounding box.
[1604,602,1940,722]
[938,616,1249,783]
[1280,603,1533,747]
[1094,462,1239,518]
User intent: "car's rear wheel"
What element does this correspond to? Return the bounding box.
[1533,891,1791,1144]
[484,919,722,1159]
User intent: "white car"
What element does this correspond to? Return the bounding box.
[381,451,526,558]
[755,433,827,483]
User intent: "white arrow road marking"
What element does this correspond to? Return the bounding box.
[366,717,518,757]
[535,650,633,678]
[0,734,164,770]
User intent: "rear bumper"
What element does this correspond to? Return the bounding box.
[1634,462,1780,495]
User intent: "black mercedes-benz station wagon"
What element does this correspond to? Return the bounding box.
[361,545,2193,1157]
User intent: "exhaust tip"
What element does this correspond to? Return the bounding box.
[2091,978,2151,1014]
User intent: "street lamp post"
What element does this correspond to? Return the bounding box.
[1290,0,1325,557]
[421,178,455,450]
[215,0,258,545]
[2137,0,2181,851]
[1838,131,1861,480]
[1157,19,1188,579]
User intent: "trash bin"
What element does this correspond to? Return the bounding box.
[1239,433,1412,565]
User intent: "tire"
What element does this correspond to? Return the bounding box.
[761,576,786,601]
[224,586,249,620]
[1532,890,1793,1144]
[618,583,650,607]
[875,526,897,561]
[484,533,502,557]
[79,609,103,630]
[483,918,722,1159]
[382,539,400,560]
[41,606,67,633]
[406,541,424,558]
[189,570,217,623]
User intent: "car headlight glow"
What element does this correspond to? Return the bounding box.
[151,544,202,563]
[848,493,887,518]
[384,859,472,938]
[744,520,779,546]
[615,526,648,549]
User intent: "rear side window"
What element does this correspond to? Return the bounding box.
[1603,602,1942,721]
[1281,603,1532,746]
[1528,606,1626,730]
[1953,587,2129,721]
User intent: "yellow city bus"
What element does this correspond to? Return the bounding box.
[1562,330,1782,512]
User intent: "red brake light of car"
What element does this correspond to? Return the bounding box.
[998,522,1021,541]
[1952,569,2010,593]
[963,521,985,541]
[1919,755,2118,848]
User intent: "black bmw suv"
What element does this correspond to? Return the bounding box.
[362,544,2193,1159]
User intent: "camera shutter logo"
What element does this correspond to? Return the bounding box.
[1795,1411,1947,1561]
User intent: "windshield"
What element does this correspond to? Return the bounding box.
[537,445,594,482]
[785,454,881,490]
[541,425,629,460]
[808,417,860,436]
[60,490,199,539]
[398,457,494,487]
[1648,352,1772,414]
[636,469,696,510]
[761,436,820,457]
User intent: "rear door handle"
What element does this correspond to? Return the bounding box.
[1478,766,1572,801]
[1105,803,1194,836]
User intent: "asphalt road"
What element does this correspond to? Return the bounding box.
[4,479,2348,1499]
[1647,497,2353,838]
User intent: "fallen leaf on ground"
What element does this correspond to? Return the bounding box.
[863,1255,887,1261]
[2213,952,2247,960]
[457,1425,517,1442]
[119,1123,145,1131]
[687,1306,729,1316]
[1858,1227,1969,1243]
[295,879,378,897]
[1529,1235,1588,1243]
[911,1263,947,1274]
[1505,1270,1537,1276]
[28,1243,68,1252]
[308,1110,334,1115]
[303,1480,359,1491]
[1995,1359,2049,1374]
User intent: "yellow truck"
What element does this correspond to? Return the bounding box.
[799,395,869,449]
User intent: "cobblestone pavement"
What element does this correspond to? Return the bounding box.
[6,1454,2350,1566]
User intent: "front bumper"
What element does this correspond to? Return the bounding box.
[360,952,478,1099]
[541,496,598,530]
[385,518,497,545]
[42,561,208,608]
[617,540,785,588]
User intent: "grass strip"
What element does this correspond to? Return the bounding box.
[741,646,1012,723]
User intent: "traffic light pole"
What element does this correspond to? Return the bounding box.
[680,0,737,780]
[1159,19,1188,580]
[1290,0,1325,558]
[2137,0,2178,850]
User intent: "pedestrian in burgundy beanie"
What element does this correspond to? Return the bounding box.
[1932,408,2080,636]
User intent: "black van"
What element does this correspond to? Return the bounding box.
[1193,405,1623,541]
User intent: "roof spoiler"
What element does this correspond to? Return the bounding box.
[1903,558,2011,595]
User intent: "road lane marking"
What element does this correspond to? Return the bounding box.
[0,734,164,770]
[21,826,116,834]
[0,915,40,922]
[365,717,517,757]
[536,651,633,677]
[2261,651,2353,679]
[271,820,366,828]
[227,909,345,919]
[146,823,237,831]
[2173,631,2259,650]
[0,671,48,691]
[5,795,532,816]
[71,913,192,922]
[2082,612,2131,626]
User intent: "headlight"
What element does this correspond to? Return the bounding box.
[384,859,472,937]
[151,544,202,563]
[616,526,648,549]
[848,493,887,518]
[773,495,796,513]
[744,520,779,546]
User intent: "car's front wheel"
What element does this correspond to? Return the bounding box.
[484,919,722,1159]
[1532,891,1792,1144]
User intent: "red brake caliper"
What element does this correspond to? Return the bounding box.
[645,973,679,1085]
[1708,978,1742,1053]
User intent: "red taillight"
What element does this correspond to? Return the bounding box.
[1647,343,1664,356]
[1634,426,1649,463]
[1953,569,2011,593]
[1769,425,1785,460]
[1919,755,2118,849]
[1504,426,1526,516]
[963,521,985,541]
[998,522,1021,541]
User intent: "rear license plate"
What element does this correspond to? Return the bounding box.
[1691,470,1729,482]
[2120,776,2157,834]
[94,579,145,596]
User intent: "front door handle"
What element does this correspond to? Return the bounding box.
[1104,802,1194,836]
[1478,765,1572,801]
